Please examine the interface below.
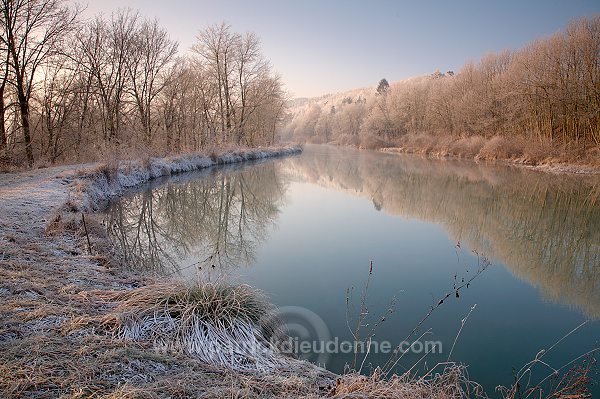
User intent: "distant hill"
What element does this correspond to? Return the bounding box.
[286,74,432,115]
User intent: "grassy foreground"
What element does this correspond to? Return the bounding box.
[0,147,334,398]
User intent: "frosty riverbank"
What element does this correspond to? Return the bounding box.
[0,147,337,398]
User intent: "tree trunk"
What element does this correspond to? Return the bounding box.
[0,86,6,150]
[16,82,34,166]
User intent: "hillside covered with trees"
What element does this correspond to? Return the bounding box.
[282,16,600,166]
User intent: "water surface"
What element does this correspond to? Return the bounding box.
[104,145,600,396]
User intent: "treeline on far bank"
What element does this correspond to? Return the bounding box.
[0,0,286,169]
[283,16,600,166]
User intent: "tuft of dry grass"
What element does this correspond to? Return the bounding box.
[359,133,392,150]
[331,134,360,147]
[331,366,484,399]
[476,135,525,162]
[449,136,486,158]
[99,283,290,372]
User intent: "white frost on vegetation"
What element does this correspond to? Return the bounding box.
[0,146,303,373]
[70,147,301,212]
[119,314,287,372]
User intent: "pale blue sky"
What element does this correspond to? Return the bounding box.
[80,0,600,98]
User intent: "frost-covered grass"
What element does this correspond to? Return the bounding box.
[100,283,290,372]
[330,367,483,399]
[69,147,301,211]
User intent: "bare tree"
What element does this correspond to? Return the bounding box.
[233,32,265,144]
[0,11,289,167]
[39,57,80,163]
[0,39,9,151]
[0,0,78,165]
[77,10,138,143]
[127,18,178,143]
[193,23,239,143]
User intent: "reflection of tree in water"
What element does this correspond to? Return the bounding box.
[105,162,286,275]
[282,146,600,318]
